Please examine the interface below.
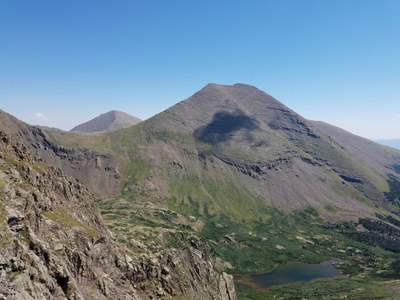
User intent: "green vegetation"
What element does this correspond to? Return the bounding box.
[152,130,198,146]
[203,208,326,273]
[167,176,268,222]
[19,230,30,245]
[43,210,100,238]
[236,278,397,300]
[121,150,152,187]
[0,202,7,224]
[7,271,22,282]
[201,207,397,275]
[46,130,113,153]
[97,193,201,253]
[0,202,11,248]
[324,204,338,214]
[31,160,49,172]
[224,211,400,299]
[0,179,5,196]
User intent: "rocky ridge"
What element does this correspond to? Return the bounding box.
[0,130,236,299]
[0,131,140,299]
[0,110,121,198]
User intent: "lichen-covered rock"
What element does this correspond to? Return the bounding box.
[131,248,236,300]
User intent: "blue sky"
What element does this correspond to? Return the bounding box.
[1,1,399,139]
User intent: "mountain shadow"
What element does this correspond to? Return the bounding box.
[194,109,260,144]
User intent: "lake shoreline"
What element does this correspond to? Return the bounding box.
[233,260,344,291]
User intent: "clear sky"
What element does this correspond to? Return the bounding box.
[1,0,399,139]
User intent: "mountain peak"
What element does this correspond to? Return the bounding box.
[70,110,141,133]
[150,83,295,138]
[189,83,280,109]
[199,82,264,94]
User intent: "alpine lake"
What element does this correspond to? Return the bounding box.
[234,260,342,290]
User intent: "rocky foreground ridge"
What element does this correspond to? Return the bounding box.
[0,130,236,299]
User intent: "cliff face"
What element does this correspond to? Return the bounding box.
[0,130,141,299]
[0,130,236,299]
[132,248,236,300]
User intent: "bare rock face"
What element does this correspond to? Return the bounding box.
[132,248,236,300]
[0,131,141,299]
